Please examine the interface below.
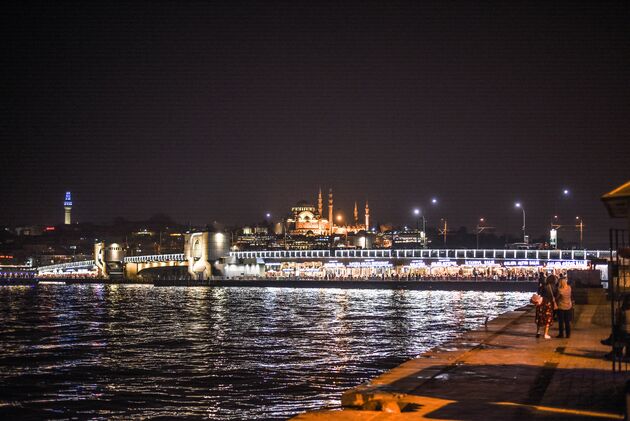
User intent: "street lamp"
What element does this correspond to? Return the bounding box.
[476,218,484,249]
[475,218,494,249]
[515,202,526,243]
[551,189,572,246]
[576,216,584,248]
[413,208,421,247]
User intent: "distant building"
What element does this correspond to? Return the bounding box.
[287,188,370,236]
[64,192,72,225]
[236,226,274,249]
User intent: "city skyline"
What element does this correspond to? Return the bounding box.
[5,186,616,249]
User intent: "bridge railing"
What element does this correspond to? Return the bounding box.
[37,260,96,273]
[124,253,185,263]
[229,248,613,261]
[37,253,187,273]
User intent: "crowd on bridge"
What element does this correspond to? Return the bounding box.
[36,272,101,280]
[258,271,541,281]
[0,271,37,280]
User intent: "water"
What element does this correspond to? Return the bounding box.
[0,284,529,419]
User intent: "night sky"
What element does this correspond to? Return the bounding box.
[2,2,629,247]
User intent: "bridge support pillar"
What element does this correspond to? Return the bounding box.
[125,263,139,280]
[184,232,212,280]
[94,242,107,279]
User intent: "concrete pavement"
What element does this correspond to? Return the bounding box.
[292,290,627,420]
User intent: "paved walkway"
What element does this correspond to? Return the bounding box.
[292,292,628,420]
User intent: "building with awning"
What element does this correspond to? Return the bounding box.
[602,180,630,226]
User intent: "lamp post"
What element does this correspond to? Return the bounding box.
[475,218,494,249]
[413,208,421,247]
[576,216,584,248]
[515,202,526,243]
[476,218,484,249]
[550,190,571,247]
[413,198,437,249]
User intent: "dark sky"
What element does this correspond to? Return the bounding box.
[2,2,629,247]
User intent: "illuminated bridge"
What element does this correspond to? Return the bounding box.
[229,248,610,262]
[225,248,613,279]
[38,254,186,276]
[36,247,613,280]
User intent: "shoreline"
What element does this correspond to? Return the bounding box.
[292,290,624,420]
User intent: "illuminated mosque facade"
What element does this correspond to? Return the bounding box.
[287,188,370,236]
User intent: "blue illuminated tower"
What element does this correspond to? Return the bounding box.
[64,192,72,225]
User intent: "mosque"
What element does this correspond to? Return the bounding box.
[287,188,370,236]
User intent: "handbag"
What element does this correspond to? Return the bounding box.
[530,293,543,306]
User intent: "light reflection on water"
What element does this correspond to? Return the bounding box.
[0,285,529,419]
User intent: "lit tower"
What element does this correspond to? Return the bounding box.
[318,187,323,216]
[64,191,72,225]
[354,201,359,224]
[328,188,334,235]
[365,200,370,230]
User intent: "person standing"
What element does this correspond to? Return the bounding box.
[536,275,557,339]
[555,275,573,338]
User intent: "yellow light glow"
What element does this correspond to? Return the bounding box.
[493,402,623,419]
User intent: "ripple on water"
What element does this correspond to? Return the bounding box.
[0,285,529,420]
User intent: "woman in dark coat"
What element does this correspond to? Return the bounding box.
[535,275,556,339]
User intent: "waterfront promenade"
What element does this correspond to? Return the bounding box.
[292,291,627,420]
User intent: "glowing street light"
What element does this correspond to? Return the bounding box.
[563,189,570,196]
[413,208,422,246]
[576,216,584,248]
[476,218,484,249]
[431,197,438,205]
[515,202,526,243]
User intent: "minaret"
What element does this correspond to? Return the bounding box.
[365,200,370,231]
[318,187,323,217]
[64,191,72,225]
[354,201,359,224]
[328,188,333,235]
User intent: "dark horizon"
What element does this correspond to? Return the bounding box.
[2,2,629,248]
